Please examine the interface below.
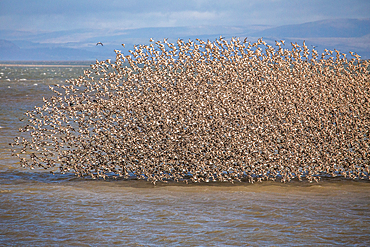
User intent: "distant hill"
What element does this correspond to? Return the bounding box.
[0,39,102,61]
[248,18,370,58]
[0,19,369,61]
[251,18,370,38]
[0,39,21,59]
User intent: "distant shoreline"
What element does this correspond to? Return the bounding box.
[0,61,93,67]
[0,63,91,68]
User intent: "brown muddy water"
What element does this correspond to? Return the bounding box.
[0,64,369,246]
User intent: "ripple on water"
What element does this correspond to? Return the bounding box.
[1,65,369,246]
[0,171,369,246]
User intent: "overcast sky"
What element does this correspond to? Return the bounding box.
[0,0,369,32]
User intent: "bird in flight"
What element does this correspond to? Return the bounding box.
[96,42,103,46]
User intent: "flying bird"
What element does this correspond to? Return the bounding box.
[12,36,369,185]
[96,42,103,46]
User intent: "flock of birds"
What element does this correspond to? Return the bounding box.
[11,37,370,184]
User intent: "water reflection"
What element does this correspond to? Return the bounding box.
[1,174,369,246]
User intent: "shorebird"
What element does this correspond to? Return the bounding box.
[12,36,370,184]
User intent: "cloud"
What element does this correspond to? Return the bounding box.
[0,0,369,31]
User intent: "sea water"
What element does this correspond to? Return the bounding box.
[0,63,369,246]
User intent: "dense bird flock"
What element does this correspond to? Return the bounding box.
[11,37,370,184]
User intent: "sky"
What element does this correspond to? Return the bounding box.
[0,0,369,32]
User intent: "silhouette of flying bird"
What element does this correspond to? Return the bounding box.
[96,42,103,46]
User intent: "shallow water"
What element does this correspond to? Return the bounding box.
[1,64,370,246]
